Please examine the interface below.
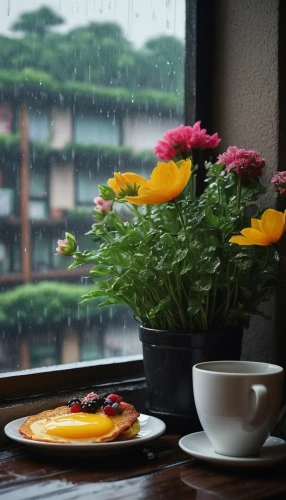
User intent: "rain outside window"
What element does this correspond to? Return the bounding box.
[0,0,185,372]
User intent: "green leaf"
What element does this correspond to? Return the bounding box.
[180,264,193,275]
[149,297,171,319]
[138,269,156,281]
[89,266,112,277]
[98,297,126,306]
[187,303,201,315]
[199,257,221,274]
[173,248,189,264]
[192,277,212,292]
[81,290,108,300]
[205,207,220,227]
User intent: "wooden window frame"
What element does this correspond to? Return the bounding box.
[0,0,214,420]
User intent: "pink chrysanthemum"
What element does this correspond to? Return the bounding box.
[271,171,286,196]
[153,139,178,161]
[188,121,221,150]
[217,146,265,181]
[154,122,221,161]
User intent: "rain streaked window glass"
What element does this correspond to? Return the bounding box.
[0,0,185,373]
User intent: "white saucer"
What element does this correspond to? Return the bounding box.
[4,414,166,457]
[179,431,286,468]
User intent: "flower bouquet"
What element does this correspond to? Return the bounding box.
[58,122,286,334]
[57,122,286,430]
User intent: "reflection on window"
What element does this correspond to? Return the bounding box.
[0,0,186,373]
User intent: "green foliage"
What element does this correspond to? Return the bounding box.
[0,69,182,113]
[69,163,282,333]
[0,133,20,150]
[0,281,124,330]
[0,7,184,100]
[11,6,64,36]
[0,136,156,170]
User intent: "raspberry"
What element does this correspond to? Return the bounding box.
[70,403,82,413]
[104,405,116,417]
[107,393,122,403]
[82,392,98,403]
[68,398,82,408]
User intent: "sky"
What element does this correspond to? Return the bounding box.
[0,0,185,48]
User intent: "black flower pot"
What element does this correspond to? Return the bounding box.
[139,325,243,433]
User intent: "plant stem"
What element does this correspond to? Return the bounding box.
[166,274,188,330]
[173,198,191,249]
[236,177,242,210]
[261,246,269,274]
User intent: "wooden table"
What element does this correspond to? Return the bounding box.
[1,434,286,499]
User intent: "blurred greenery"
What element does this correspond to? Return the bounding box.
[0,6,184,107]
[0,136,156,169]
[0,133,20,150]
[11,6,64,36]
[0,281,127,329]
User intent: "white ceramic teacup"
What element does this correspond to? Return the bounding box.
[193,360,284,457]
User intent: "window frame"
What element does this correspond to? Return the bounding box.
[0,0,213,408]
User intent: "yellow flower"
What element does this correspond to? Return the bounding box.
[108,172,148,198]
[125,159,192,205]
[229,208,286,246]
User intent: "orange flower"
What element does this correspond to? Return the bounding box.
[229,208,286,246]
[125,159,192,205]
[108,172,148,198]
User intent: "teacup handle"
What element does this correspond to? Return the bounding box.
[248,384,268,426]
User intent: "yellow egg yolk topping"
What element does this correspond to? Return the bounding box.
[43,413,115,439]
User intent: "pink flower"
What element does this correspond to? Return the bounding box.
[217,146,265,181]
[153,139,178,161]
[188,121,221,149]
[94,196,113,214]
[154,122,221,161]
[271,171,286,196]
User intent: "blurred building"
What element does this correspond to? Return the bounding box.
[0,94,182,283]
[0,87,182,371]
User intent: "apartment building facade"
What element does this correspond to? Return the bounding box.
[0,95,182,283]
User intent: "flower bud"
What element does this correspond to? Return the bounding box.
[94,196,113,215]
[56,232,77,256]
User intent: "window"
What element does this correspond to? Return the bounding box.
[0,0,186,375]
[29,167,49,220]
[29,108,50,144]
[74,112,121,146]
[76,168,98,206]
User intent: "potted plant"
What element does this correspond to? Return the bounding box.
[57,122,286,431]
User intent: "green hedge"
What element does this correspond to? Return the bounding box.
[0,136,157,168]
[0,133,20,150]
[0,281,127,330]
[0,68,183,114]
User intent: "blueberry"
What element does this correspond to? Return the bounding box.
[112,403,123,414]
[103,399,113,407]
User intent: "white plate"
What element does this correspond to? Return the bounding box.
[4,413,166,457]
[179,431,286,468]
